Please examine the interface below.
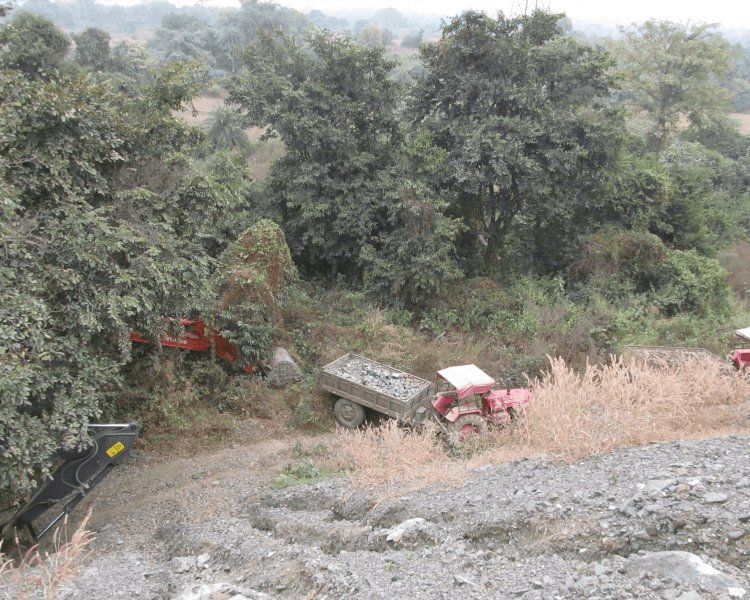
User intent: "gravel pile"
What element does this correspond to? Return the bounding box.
[327,357,427,400]
[52,434,750,600]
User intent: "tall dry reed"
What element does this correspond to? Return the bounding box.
[516,356,750,462]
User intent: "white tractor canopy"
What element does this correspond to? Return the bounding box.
[736,327,750,342]
[436,364,495,399]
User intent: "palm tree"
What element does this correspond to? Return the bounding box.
[204,104,251,155]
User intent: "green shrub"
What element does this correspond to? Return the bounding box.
[647,249,735,317]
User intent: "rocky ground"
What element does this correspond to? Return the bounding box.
[25,433,750,599]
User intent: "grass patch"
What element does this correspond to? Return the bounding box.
[271,441,339,488]
[271,460,338,489]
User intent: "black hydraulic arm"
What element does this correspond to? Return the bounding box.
[1,423,139,542]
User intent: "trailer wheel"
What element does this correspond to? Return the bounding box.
[448,414,487,441]
[333,398,366,428]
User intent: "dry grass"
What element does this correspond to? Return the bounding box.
[334,356,750,491]
[0,510,94,599]
[334,421,467,491]
[517,356,750,462]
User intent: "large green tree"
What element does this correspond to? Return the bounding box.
[226,29,462,305]
[616,21,733,153]
[412,11,622,275]
[214,0,311,72]
[227,30,403,277]
[73,27,112,71]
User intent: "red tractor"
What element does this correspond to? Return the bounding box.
[730,327,750,370]
[431,364,532,438]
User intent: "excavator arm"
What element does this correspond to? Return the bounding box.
[1,423,139,542]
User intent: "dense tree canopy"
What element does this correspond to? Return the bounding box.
[227,30,403,276]
[411,11,623,275]
[0,13,256,493]
[0,11,71,76]
[72,27,111,71]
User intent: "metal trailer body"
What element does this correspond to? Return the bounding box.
[319,353,434,425]
[622,345,733,370]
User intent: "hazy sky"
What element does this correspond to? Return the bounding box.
[276,0,750,28]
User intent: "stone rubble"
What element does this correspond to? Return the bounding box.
[326,356,428,400]
[52,434,750,600]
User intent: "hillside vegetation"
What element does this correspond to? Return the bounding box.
[1,1,750,499]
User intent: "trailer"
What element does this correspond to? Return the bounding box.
[624,326,750,371]
[318,353,434,428]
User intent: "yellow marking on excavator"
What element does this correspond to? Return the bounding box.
[106,441,125,458]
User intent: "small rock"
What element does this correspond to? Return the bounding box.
[170,556,197,574]
[386,517,428,544]
[575,576,599,590]
[620,495,640,517]
[704,492,730,504]
[727,529,746,540]
[453,573,481,588]
[644,479,677,497]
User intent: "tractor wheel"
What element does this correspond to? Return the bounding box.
[447,414,487,442]
[333,398,366,428]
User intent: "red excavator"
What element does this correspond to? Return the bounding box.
[129,318,302,387]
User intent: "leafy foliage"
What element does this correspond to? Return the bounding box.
[0,18,249,493]
[72,27,112,72]
[646,250,735,317]
[616,21,733,153]
[0,11,71,77]
[227,29,402,277]
[214,219,297,361]
[204,104,251,155]
[412,11,623,274]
